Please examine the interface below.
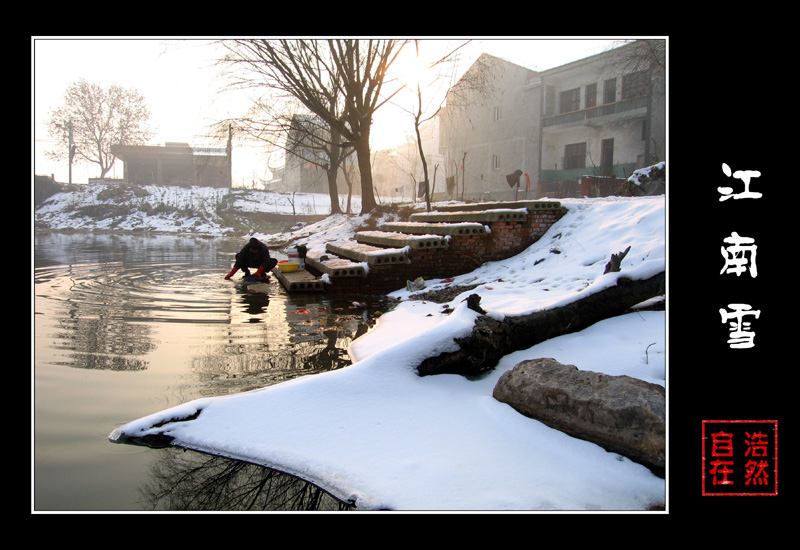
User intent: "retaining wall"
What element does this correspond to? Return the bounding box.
[308,205,567,295]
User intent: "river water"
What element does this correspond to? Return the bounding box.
[33,232,391,511]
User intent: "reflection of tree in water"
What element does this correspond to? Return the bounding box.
[189,298,379,396]
[51,315,154,371]
[141,448,354,511]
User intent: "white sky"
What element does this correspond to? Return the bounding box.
[31,37,630,187]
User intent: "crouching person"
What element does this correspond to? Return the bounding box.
[225,237,278,280]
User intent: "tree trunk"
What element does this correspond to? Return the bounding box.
[416,271,665,377]
[415,118,431,211]
[327,167,343,215]
[355,133,377,214]
[327,131,343,215]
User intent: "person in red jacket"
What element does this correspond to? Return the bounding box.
[225,237,278,280]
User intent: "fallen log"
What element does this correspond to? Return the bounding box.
[416,271,665,377]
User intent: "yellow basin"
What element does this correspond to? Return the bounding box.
[278,262,300,273]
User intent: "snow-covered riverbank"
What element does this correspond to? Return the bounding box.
[34,184,370,235]
[89,188,667,511]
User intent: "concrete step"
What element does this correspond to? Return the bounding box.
[271,266,324,292]
[326,240,409,266]
[305,252,367,278]
[433,200,562,213]
[355,230,449,250]
[409,207,528,224]
[381,221,488,237]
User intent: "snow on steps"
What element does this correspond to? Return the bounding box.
[326,240,409,266]
[284,200,563,293]
[305,252,367,278]
[409,208,528,224]
[381,221,487,236]
[355,230,449,250]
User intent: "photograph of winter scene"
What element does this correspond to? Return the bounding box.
[35,36,744,517]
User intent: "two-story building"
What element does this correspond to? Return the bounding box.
[538,42,665,196]
[439,53,542,201]
[438,40,666,200]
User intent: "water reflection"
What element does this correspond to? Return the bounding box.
[34,233,384,384]
[142,448,354,511]
[33,232,393,511]
[188,293,378,396]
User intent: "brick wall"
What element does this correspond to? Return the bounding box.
[311,206,567,296]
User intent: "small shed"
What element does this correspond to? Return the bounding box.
[112,141,232,188]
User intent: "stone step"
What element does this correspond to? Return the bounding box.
[305,252,367,278]
[326,240,409,266]
[381,221,488,237]
[355,230,449,250]
[271,266,324,292]
[434,200,562,213]
[409,208,529,224]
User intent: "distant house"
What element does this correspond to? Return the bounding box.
[372,117,446,201]
[112,140,232,188]
[276,114,333,194]
[439,53,542,201]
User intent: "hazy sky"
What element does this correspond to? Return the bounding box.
[32,37,629,186]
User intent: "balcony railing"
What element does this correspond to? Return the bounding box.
[544,96,648,128]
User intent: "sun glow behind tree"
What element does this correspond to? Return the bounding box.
[33,37,626,186]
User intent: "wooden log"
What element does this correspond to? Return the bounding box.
[416,271,665,377]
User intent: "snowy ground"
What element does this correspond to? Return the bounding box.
[102,192,667,512]
[33,184,373,235]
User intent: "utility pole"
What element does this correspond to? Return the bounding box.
[460,152,467,201]
[68,120,75,185]
[227,123,233,188]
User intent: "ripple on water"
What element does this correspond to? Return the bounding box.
[34,233,382,510]
[34,242,390,389]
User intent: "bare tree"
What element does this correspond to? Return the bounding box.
[46,78,152,179]
[218,39,409,215]
[387,40,471,210]
[286,113,350,214]
[604,39,666,92]
[388,137,422,201]
[217,100,351,214]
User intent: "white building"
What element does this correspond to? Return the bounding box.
[438,40,666,200]
[538,41,665,196]
[439,53,541,201]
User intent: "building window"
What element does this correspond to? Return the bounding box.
[603,78,617,104]
[559,88,580,113]
[585,83,597,109]
[494,106,501,121]
[493,154,501,169]
[564,142,586,170]
[622,70,649,100]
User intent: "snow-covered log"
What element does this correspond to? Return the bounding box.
[416,271,665,377]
